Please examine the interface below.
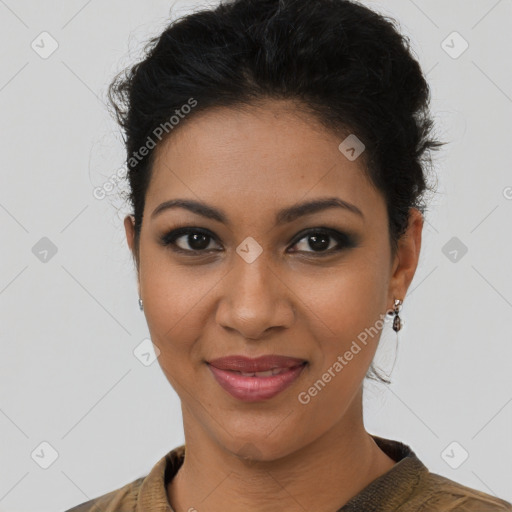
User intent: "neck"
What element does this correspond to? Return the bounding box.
[167,389,396,512]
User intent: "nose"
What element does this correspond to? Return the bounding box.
[215,256,295,340]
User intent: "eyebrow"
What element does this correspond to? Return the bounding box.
[150,197,364,225]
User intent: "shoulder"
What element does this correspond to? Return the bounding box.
[63,475,146,512]
[407,471,512,511]
[63,445,180,512]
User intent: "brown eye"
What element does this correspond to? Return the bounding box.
[160,228,222,254]
[288,229,357,255]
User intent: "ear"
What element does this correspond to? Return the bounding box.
[124,215,140,292]
[388,208,423,305]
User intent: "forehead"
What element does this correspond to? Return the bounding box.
[146,100,383,221]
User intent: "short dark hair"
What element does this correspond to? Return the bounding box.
[108,0,445,384]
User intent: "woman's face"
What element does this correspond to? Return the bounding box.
[125,100,422,460]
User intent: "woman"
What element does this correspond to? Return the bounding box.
[66,0,512,510]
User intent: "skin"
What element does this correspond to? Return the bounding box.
[124,99,423,512]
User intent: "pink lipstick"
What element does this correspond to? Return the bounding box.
[207,355,307,402]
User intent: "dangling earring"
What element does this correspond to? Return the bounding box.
[392,298,403,332]
[138,297,144,311]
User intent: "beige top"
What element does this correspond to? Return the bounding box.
[65,435,512,511]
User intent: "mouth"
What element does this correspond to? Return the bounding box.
[226,367,300,377]
[206,355,308,402]
[207,354,308,373]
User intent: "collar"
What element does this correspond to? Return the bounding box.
[135,435,429,512]
[337,435,429,511]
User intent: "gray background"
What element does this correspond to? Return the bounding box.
[1,1,511,511]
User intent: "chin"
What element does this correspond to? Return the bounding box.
[219,427,306,464]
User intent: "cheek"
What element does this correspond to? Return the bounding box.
[291,264,387,428]
[139,249,214,365]
[291,258,389,405]
[294,257,388,344]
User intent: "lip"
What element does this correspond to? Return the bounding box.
[207,354,307,372]
[206,355,307,402]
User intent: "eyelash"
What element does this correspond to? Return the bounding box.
[158,226,357,257]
